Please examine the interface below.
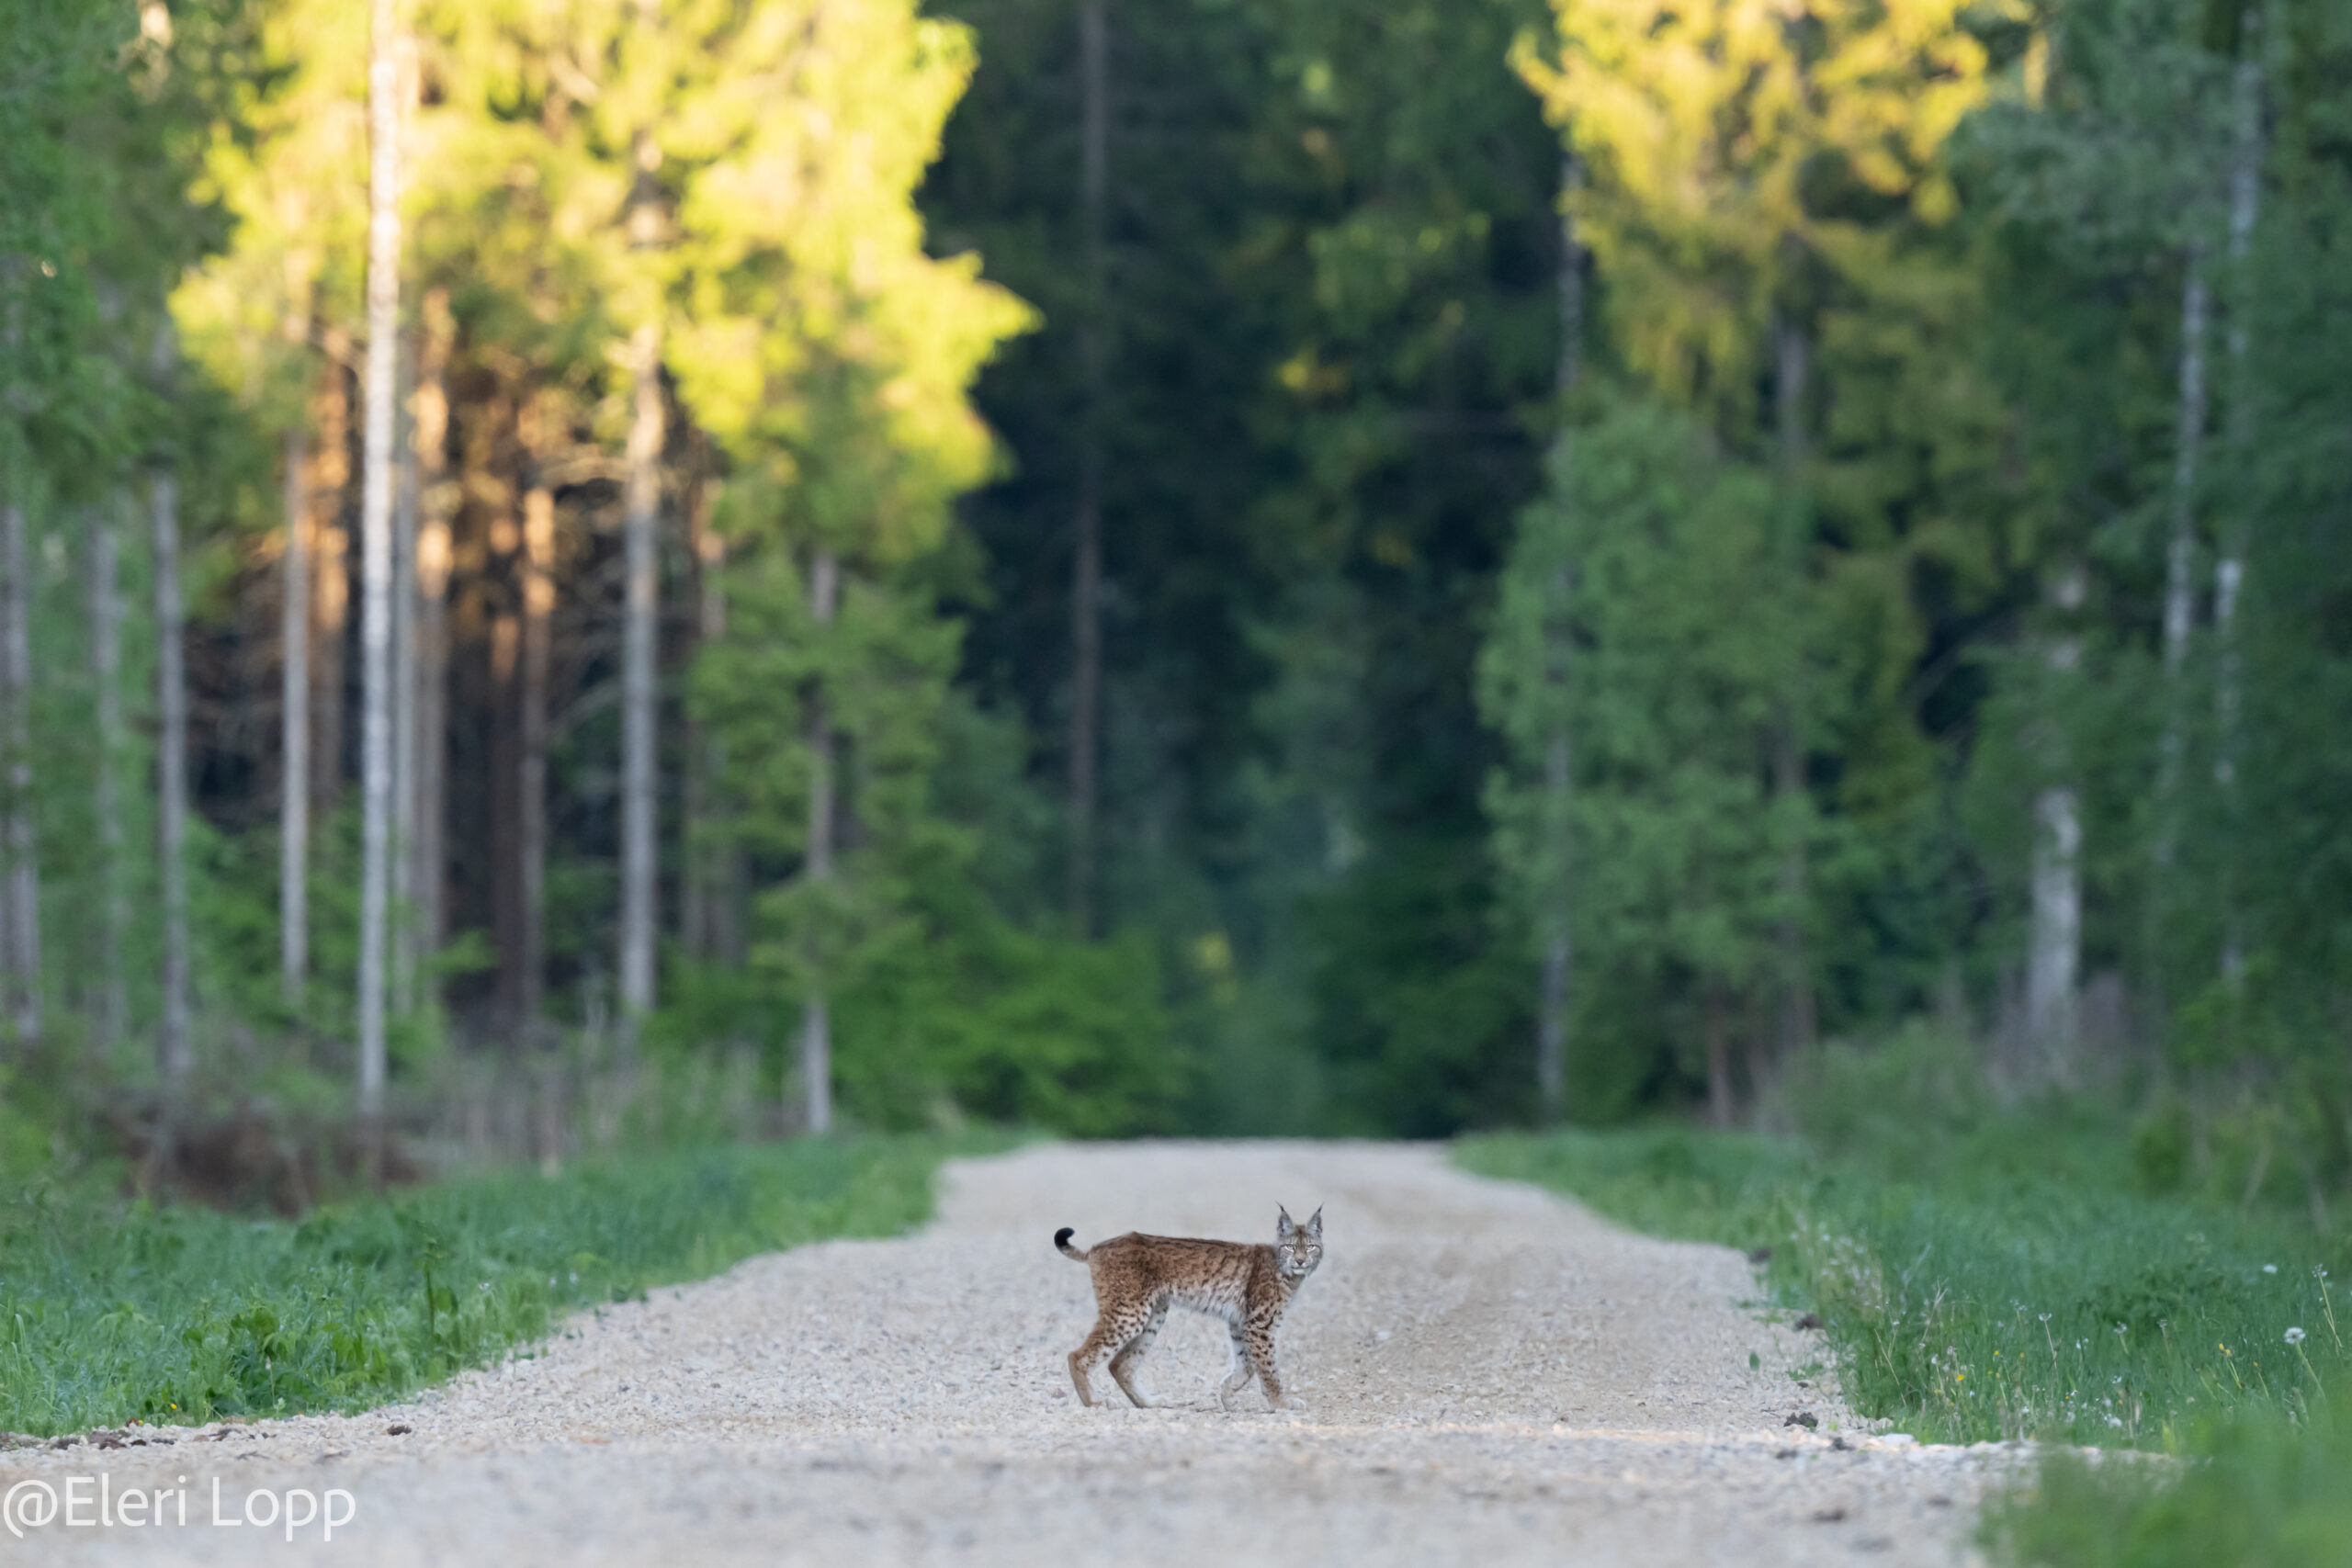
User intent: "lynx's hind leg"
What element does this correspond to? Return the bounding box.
[1217,1323,1257,1413]
[1069,1303,1150,1409]
[1107,1299,1168,1408]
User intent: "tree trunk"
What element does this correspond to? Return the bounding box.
[390,344,417,1012]
[682,470,743,966]
[356,0,402,1183]
[515,455,554,1033]
[153,333,191,1088]
[2027,567,2086,1077]
[800,548,838,1135]
[0,500,39,1050]
[2212,8,2265,987]
[311,334,352,818]
[1770,313,1815,1062]
[1537,148,1583,1126]
[87,503,127,1050]
[1068,0,1108,936]
[2153,251,2208,890]
[619,317,662,1020]
[411,288,454,985]
[1704,986,1733,1130]
[280,423,311,1007]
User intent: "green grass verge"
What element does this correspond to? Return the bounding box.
[1454,1035,2352,1566]
[0,1133,1013,1436]
[1981,1407,2352,1568]
[1457,1123,2346,1449]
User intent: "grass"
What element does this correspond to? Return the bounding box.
[1459,1122,2346,1449]
[1982,1405,2352,1568]
[1453,1033,2352,1565]
[0,1132,1012,1437]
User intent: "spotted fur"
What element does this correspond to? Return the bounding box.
[1056,1206,1323,1413]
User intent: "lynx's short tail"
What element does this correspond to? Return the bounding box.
[1054,1226,1090,1261]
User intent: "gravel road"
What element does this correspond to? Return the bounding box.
[6,1141,2025,1565]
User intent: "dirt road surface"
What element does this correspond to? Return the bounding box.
[5,1141,2023,1565]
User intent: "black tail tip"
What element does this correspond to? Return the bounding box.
[1054,1226,1075,1249]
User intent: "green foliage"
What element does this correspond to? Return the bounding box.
[0,1134,997,1436]
[1480,401,1807,1100]
[1459,1032,2352,1450]
[1985,1399,2352,1568]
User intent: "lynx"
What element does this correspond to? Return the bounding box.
[1055,1205,1323,1413]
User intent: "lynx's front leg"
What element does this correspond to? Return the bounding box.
[1217,1324,1257,1413]
[1244,1314,1287,1409]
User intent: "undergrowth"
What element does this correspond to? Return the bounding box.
[0,1133,1009,1436]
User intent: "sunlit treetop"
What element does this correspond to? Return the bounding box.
[1513,0,2029,407]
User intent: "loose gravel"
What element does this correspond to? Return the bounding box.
[6,1141,2029,1565]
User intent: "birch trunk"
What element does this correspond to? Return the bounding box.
[800,549,838,1135]
[356,0,402,1178]
[1536,147,1582,1126]
[1770,313,1815,1061]
[1067,0,1108,936]
[87,504,126,1049]
[619,317,662,1020]
[411,288,454,980]
[0,500,38,1049]
[2212,8,2265,985]
[153,330,191,1086]
[2028,567,2085,1073]
[2153,252,2208,885]
[281,424,311,1006]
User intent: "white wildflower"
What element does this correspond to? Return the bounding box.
[2286,1327,2307,1346]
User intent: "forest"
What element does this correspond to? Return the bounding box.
[0,0,2343,1201]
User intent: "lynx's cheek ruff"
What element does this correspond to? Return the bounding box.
[1056,1206,1323,1413]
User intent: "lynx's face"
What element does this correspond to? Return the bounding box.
[1274,1205,1324,1283]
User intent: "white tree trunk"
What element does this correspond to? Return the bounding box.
[356,0,402,1157]
[2154,253,2208,853]
[2028,566,2085,1070]
[153,330,191,1085]
[619,318,662,1020]
[0,501,39,1049]
[800,548,838,1135]
[280,426,311,1006]
[87,503,127,1049]
[2211,8,2264,985]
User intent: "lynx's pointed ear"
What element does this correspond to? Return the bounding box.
[1277,1205,1295,1238]
[1306,1206,1322,1239]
